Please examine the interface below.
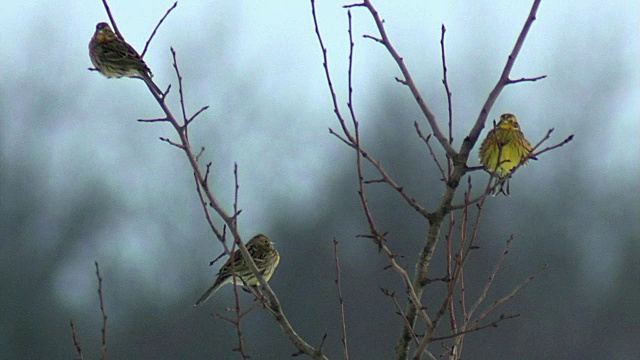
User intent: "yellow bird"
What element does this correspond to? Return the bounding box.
[479,113,533,195]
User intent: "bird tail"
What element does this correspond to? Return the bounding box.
[139,76,163,97]
[194,284,220,306]
[493,178,510,196]
[194,276,230,306]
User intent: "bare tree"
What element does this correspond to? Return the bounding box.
[77,1,330,358]
[311,0,571,359]
[73,0,572,359]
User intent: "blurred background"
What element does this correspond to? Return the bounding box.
[1,0,638,359]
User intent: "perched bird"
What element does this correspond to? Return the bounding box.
[479,113,534,195]
[195,234,281,306]
[88,22,162,95]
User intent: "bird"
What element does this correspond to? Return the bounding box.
[88,22,162,95]
[195,234,281,306]
[479,113,534,195]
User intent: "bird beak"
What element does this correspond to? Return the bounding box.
[500,123,514,131]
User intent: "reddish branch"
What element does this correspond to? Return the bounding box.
[333,239,350,360]
[343,1,457,159]
[88,1,328,358]
[313,3,435,333]
[69,321,84,360]
[141,2,177,58]
[95,262,108,360]
[312,0,569,359]
[68,263,109,360]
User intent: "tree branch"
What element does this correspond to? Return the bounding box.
[141,1,178,58]
[396,1,543,358]
[94,262,108,360]
[354,0,457,159]
[91,4,328,357]
[333,239,350,360]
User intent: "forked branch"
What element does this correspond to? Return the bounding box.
[88,1,328,358]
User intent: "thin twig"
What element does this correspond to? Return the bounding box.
[186,106,210,126]
[100,0,122,40]
[440,23,455,185]
[328,128,354,147]
[70,321,84,360]
[506,75,547,84]
[445,210,457,331]
[430,314,520,341]
[203,161,211,184]
[216,302,263,359]
[208,251,226,267]
[414,123,447,182]
[311,0,355,144]
[467,235,515,318]
[470,265,547,329]
[94,262,108,360]
[362,34,384,44]
[232,163,240,227]
[333,239,350,360]
[354,0,457,158]
[141,1,178,58]
[531,134,574,158]
[344,8,433,329]
[231,273,250,359]
[319,7,432,221]
[440,24,454,147]
[216,301,262,324]
[159,137,185,149]
[137,117,169,123]
[193,172,224,245]
[171,48,189,124]
[381,288,420,346]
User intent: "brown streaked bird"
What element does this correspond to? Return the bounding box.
[89,22,162,95]
[195,234,281,306]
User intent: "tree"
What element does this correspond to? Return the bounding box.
[72,1,572,359]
